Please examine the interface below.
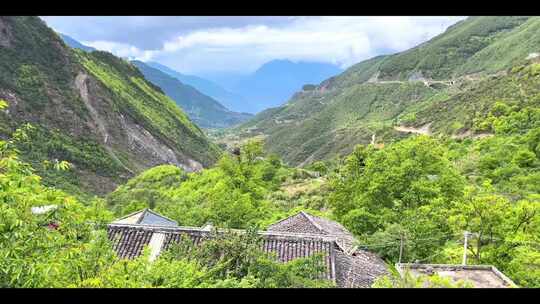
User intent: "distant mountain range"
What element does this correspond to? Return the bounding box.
[132,60,252,129]
[58,32,344,115]
[59,33,252,129]
[150,60,343,114]
[205,60,343,113]
[145,61,248,114]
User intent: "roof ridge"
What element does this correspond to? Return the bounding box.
[145,208,179,225]
[300,212,359,255]
[108,223,207,231]
[300,210,333,235]
[113,208,146,222]
[108,223,339,242]
[268,211,305,227]
[135,208,148,224]
[299,211,326,234]
[304,211,355,236]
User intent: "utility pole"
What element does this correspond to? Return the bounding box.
[399,232,404,264]
[462,231,470,265]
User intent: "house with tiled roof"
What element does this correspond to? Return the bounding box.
[268,211,389,287]
[106,210,389,287]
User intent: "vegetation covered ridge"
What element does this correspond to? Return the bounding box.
[228,16,540,166]
[0,16,220,197]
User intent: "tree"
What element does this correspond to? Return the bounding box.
[329,136,465,262]
[0,126,116,287]
[448,188,509,263]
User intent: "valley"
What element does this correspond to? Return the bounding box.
[1,15,539,288]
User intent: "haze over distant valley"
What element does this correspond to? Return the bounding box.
[44,16,465,114]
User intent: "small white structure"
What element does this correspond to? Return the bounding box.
[31,205,58,215]
[526,52,539,60]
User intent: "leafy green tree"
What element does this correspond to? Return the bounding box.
[329,136,465,261]
[0,126,115,287]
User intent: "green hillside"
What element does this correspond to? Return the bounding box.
[0,16,220,196]
[2,16,540,289]
[376,16,531,80]
[230,16,540,166]
[132,60,252,129]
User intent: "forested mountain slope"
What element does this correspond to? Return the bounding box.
[132,61,252,129]
[231,16,540,166]
[0,16,220,196]
[145,61,248,114]
[59,33,96,52]
[59,34,251,129]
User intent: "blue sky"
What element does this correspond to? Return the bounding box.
[41,16,466,75]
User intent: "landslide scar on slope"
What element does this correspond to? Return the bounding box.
[75,72,203,173]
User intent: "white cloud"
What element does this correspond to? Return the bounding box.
[160,23,372,67]
[82,40,158,61]
[74,16,466,74]
[156,16,465,73]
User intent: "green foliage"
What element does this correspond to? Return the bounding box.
[377,16,531,79]
[8,124,128,197]
[107,165,187,214]
[373,268,474,288]
[330,136,463,228]
[322,130,540,286]
[160,227,334,288]
[108,140,292,228]
[75,51,220,166]
[0,128,116,287]
[0,129,332,288]
[306,161,328,175]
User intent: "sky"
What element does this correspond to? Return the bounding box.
[41,16,466,76]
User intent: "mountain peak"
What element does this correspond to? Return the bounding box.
[59,33,96,52]
[132,60,253,129]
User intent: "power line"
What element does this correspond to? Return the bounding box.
[355,232,463,250]
[415,250,446,263]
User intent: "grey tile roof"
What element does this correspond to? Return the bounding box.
[107,224,336,281]
[268,211,390,287]
[268,211,357,253]
[111,209,178,227]
[335,250,390,288]
[107,210,390,287]
[107,225,155,259]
